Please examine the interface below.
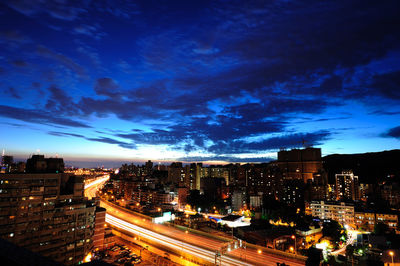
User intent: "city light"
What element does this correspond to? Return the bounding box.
[83,252,92,263]
[389,251,394,264]
[105,214,252,266]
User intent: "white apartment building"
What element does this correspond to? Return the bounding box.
[310,201,354,226]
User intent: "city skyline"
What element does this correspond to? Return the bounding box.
[1,1,400,166]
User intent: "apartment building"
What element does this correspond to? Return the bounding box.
[355,211,398,231]
[310,201,354,226]
[0,171,96,265]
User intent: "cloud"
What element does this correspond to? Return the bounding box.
[371,71,400,100]
[4,0,89,21]
[176,155,274,163]
[0,105,90,128]
[94,78,120,97]
[86,137,136,149]
[73,24,106,40]
[0,30,30,43]
[10,60,28,67]
[45,85,79,116]
[36,45,87,78]
[6,87,21,99]
[208,130,331,154]
[382,126,400,139]
[48,131,85,138]
[48,131,136,149]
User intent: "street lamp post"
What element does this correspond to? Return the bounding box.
[389,251,394,265]
[291,235,297,255]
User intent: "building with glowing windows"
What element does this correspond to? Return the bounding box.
[310,201,355,226]
[335,171,359,201]
[0,156,96,265]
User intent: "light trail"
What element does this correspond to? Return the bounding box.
[84,175,109,189]
[106,214,253,266]
[84,178,305,266]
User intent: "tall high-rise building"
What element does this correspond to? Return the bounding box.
[1,155,14,173]
[0,155,95,265]
[335,171,359,201]
[277,147,323,183]
[167,162,185,184]
[232,189,246,211]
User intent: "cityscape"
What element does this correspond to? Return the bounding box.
[1,1,400,266]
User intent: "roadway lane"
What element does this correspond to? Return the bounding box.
[84,174,109,199]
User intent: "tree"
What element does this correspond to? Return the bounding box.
[322,220,346,244]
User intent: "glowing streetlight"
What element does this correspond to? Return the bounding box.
[290,246,294,253]
[389,251,394,264]
[257,249,262,254]
[83,252,92,262]
[291,235,297,254]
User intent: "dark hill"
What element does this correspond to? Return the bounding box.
[323,149,400,184]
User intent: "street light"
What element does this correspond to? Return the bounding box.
[257,249,262,254]
[290,246,294,253]
[291,235,297,255]
[389,251,394,264]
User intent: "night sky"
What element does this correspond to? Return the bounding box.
[1,1,400,167]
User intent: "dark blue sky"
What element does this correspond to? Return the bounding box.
[1,0,400,166]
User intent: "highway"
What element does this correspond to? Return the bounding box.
[85,177,305,265]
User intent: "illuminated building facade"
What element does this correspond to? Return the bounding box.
[335,171,359,201]
[93,207,106,250]
[0,156,95,265]
[355,211,398,232]
[310,201,354,226]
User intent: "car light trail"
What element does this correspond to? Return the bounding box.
[84,175,109,189]
[106,214,253,266]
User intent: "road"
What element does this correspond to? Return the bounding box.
[330,229,360,256]
[84,174,109,199]
[85,178,305,266]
